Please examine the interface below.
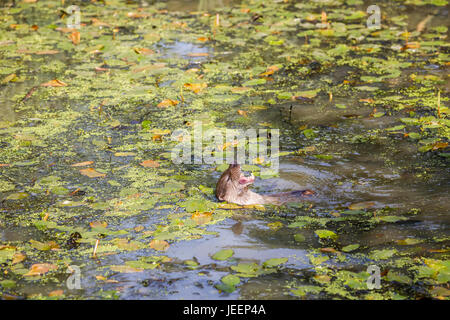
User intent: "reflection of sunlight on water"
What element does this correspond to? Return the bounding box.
[168,219,311,266]
[162,41,211,59]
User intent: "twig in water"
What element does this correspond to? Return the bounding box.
[92,239,100,258]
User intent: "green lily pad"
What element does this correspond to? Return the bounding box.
[212,249,234,261]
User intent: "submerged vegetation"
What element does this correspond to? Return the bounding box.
[0,0,448,299]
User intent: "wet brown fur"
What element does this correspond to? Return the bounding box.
[215,164,315,205]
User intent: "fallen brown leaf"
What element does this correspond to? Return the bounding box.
[41,79,67,87]
[48,290,64,297]
[157,99,179,108]
[187,52,209,57]
[132,63,166,73]
[184,82,207,93]
[191,211,213,225]
[12,252,26,265]
[134,48,154,55]
[71,161,94,167]
[24,263,57,277]
[90,221,107,228]
[69,31,80,45]
[91,18,111,27]
[79,168,106,178]
[237,110,248,117]
[34,50,59,55]
[150,239,170,251]
[140,160,160,168]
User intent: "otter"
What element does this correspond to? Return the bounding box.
[215,164,315,205]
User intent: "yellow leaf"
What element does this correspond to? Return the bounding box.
[41,79,67,87]
[79,168,106,178]
[71,161,94,167]
[69,31,80,45]
[150,239,170,251]
[348,201,375,210]
[24,263,57,277]
[157,99,179,108]
[90,221,107,228]
[34,50,59,55]
[237,110,248,117]
[252,157,264,164]
[12,252,26,265]
[184,83,207,93]
[114,152,136,157]
[187,52,209,57]
[134,48,154,55]
[132,63,166,73]
[1,73,17,84]
[267,221,283,230]
[49,290,64,297]
[140,160,160,168]
[432,142,448,150]
[191,211,213,225]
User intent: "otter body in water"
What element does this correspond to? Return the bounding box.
[215,164,315,205]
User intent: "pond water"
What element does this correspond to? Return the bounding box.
[0,0,448,300]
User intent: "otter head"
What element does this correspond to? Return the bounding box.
[215,164,255,202]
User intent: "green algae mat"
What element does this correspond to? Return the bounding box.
[0,0,449,299]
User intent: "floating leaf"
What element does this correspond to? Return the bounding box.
[1,73,17,84]
[49,290,64,297]
[114,239,144,251]
[191,211,213,225]
[267,221,283,230]
[230,263,262,277]
[212,249,234,261]
[315,229,337,240]
[348,201,375,210]
[69,31,80,45]
[24,263,57,277]
[369,249,396,260]
[71,161,94,167]
[134,48,154,55]
[140,160,160,168]
[150,239,170,251]
[109,265,143,273]
[41,79,67,87]
[263,257,288,268]
[221,274,240,286]
[294,233,306,242]
[377,216,408,223]
[79,168,106,178]
[184,83,207,93]
[6,192,29,200]
[114,152,136,157]
[342,244,360,252]
[12,252,26,264]
[187,52,209,57]
[90,221,107,229]
[157,99,179,108]
[386,271,412,284]
[396,238,422,245]
[242,78,266,86]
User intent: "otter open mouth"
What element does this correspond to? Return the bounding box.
[238,172,255,185]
